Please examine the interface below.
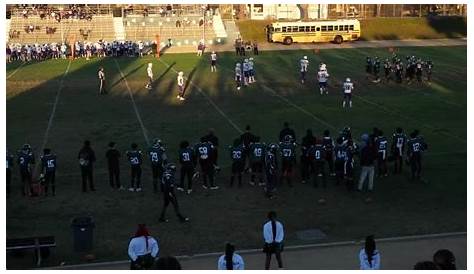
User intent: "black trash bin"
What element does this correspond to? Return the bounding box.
[71,216,95,252]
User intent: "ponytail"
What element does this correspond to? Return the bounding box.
[225,243,235,270]
[365,235,376,267]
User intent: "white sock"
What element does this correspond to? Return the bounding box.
[349,101,352,108]
[343,101,346,108]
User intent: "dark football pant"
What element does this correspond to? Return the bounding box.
[99,79,106,94]
[180,164,194,190]
[300,156,312,182]
[394,154,403,174]
[81,167,95,192]
[44,171,56,195]
[325,153,334,174]
[230,161,244,186]
[344,161,355,191]
[410,154,422,179]
[200,161,215,187]
[335,160,345,185]
[20,169,32,196]
[108,165,120,188]
[280,160,293,187]
[250,161,264,184]
[265,247,283,270]
[377,151,388,176]
[265,171,276,197]
[253,47,258,55]
[152,165,164,192]
[312,161,326,188]
[160,190,185,220]
[131,166,142,189]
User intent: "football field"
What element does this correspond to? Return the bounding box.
[6,45,466,267]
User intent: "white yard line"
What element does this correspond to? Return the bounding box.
[114,59,150,145]
[157,58,243,134]
[6,62,25,79]
[33,60,72,174]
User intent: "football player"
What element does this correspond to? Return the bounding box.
[300,129,316,184]
[300,56,309,84]
[17,144,35,196]
[415,59,423,83]
[146,63,153,90]
[317,67,330,95]
[177,71,185,101]
[242,59,250,86]
[343,139,356,191]
[248,57,256,83]
[178,140,197,194]
[383,59,392,83]
[406,130,428,180]
[391,127,407,174]
[149,138,167,193]
[195,137,218,190]
[375,130,388,177]
[279,135,297,187]
[372,57,381,83]
[40,148,57,196]
[98,67,106,95]
[249,136,266,186]
[210,51,217,72]
[159,163,189,223]
[309,138,326,188]
[235,62,242,91]
[342,78,354,108]
[126,143,143,192]
[334,137,346,186]
[366,56,373,79]
[240,125,257,172]
[425,60,433,82]
[264,143,278,199]
[322,130,335,176]
[229,139,245,187]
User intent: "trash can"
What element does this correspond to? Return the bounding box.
[71,216,95,252]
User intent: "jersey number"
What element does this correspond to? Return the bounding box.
[232,151,242,160]
[47,159,55,168]
[282,149,292,157]
[130,157,139,165]
[253,148,262,157]
[315,150,321,160]
[199,147,208,159]
[182,152,190,162]
[150,152,159,162]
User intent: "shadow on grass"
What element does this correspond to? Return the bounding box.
[426,16,467,38]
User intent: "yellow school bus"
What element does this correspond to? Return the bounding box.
[266,19,361,45]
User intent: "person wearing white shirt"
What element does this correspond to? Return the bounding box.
[128,224,159,269]
[210,51,217,72]
[263,211,284,270]
[217,243,245,270]
[359,235,381,270]
[300,56,309,84]
[342,77,354,108]
[177,71,185,101]
[146,63,153,90]
[98,67,106,95]
[317,69,330,95]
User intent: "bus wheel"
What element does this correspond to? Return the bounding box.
[283,37,293,45]
[334,35,343,44]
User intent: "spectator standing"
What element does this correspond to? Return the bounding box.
[263,211,284,270]
[78,140,96,192]
[359,235,381,270]
[253,40,259,55]
[357,139,376,192]
[128,224,159,270]
[105,142,121,190]
[217,243,245,270]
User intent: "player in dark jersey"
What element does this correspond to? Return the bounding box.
[375,130,389,177]
[40,148,57,196]
[249,136,266,186]
[195,137,218,190]
[415,59,423,83]
[391,127,407,174]
[178,140,197,194]
[334,137,346,186]
[300,129,316,184]
[159,163,189,223]
[149,138,167,193]
[322,130,335,177]
[265,143,278,199]
[279,122,296,143]
[309,138,326,188]
[78,140,96,192]
[425,60,433,82]
[6,149,13,197]
[229,139,245,187]
[240,125,257,172]
[406,130,428,180]
[106,142,121,190]
[344,139,356,191]
[279,135,297,187]
[372,57,381,82]
[202,129,220,173]
[17,144,35,196]
[126,143,143,192]
[366,56,373,79]
[383,59,392,82]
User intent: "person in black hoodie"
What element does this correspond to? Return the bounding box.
[357,139,377,192]
[78,140,96,192]
[106,142,122,190]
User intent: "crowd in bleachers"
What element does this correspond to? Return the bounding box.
[15,4,94,21]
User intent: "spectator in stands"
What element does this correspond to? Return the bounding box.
[154,256,181,270]
[359,235,381,270]
[217,243,245,270]
[414,261,439,270]
[175,20,181,28]
[433,249,456,270]
[128,224,159,270]
[263,211,284,270]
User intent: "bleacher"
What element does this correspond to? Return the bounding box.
[8,14,116,44]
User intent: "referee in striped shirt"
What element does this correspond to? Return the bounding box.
[98,67,106,95]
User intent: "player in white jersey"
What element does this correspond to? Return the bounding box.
[98,67,106,95]
[242,59,250,86]
[300,56,309,83]
[342,78,354,108]
[177,71,185,100]
[319,62,327,72]
[248,57,255,83]
[146,63,153,90]
[235,63,242,91]
[317,69,330,95]
[210,51,217,72]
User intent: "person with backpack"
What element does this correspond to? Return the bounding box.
[128,224,159,270]
[78,140,96,192]
[217,243,245,270]
[359,235,381,270]
[263,211,284,270]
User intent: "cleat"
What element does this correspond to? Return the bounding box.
[249,181,255,186]
[202,185,208,190]
[136,188,142,192]
[179,97,185,101]
[176,187,184,192]
[187,189,193,194]
[180,217,190,223]
[128,187,135,192]
[210,186,219,190]
[159,218,169,223]
[177,95,180,99]
[301,180,306,184]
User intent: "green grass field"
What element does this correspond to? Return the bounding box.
[6,45,466,268]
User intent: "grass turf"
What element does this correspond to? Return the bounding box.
[236,17,467,43]
[6,45,466,268]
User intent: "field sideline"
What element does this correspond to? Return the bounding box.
[6,45,466,268]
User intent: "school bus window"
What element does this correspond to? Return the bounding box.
[275,28,281,32]
[292,26,298,32]
[305,26,310,32]
[339,25,344,30]
[321,26,327,31]
[299,26,305,32]
[344,25,349,31]
[316,27,320,31]
[311,26,316,31]
[328,26,333,31]
[349,25,354,30]
[282,27,287,32]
